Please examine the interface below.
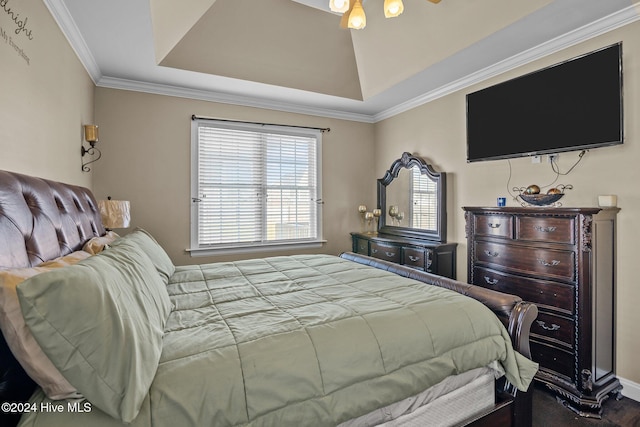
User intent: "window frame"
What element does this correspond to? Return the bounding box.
[189,118,324,256]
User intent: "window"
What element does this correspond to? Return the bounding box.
[190,118,323,254]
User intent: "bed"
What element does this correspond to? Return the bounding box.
[0,170,538,427]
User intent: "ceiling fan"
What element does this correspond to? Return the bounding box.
[330,0,442,30]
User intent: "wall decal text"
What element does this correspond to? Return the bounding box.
[1,25,30,64]
[1,0,33,65]
[1,0,33,40]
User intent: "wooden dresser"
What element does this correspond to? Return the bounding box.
[351,232,457,279]
[463,207,621,417]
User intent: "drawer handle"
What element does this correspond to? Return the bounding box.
[484,250,499,257]
[488,223,501,229]
[534,225,557,233]
[385,251,396,257]
[536,320,560,331]
[537,259,561,267]
[483,276,499,285]
[408,255,420,262]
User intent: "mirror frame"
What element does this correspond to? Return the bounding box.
[377,152,447,242]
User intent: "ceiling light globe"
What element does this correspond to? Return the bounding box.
[349,16,364,29]
[384,0,404,18]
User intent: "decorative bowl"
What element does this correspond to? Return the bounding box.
[518,193,564,206]
[513,184,573,207]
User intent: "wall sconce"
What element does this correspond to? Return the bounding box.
[81,124,101,172]
[98,197,131,230]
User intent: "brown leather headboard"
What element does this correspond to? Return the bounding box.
[0,170,105,269]
[0,170,105,425]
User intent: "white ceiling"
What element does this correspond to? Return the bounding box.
[48,0,639,122]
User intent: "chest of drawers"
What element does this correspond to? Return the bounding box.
[351,232,457,279]
[463,207,621,417]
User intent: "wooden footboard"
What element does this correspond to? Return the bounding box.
[340,252,538,427]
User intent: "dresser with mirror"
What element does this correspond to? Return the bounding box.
[351,152,457,279]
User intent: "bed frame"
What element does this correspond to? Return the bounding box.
[340,252,538,427]
[0,170,538,427]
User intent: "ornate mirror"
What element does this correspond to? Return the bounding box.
[377,152,446,242]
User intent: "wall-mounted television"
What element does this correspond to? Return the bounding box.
[466,43,623,163]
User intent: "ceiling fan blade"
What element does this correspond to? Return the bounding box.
[427,0,442,3]
[339,1,355,29]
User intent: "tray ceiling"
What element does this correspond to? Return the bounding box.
[55,0,638,121]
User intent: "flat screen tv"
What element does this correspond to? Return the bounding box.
[466,43,623,162]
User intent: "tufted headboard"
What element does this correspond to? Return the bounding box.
[0,170,105,269]
[0,170,105,425]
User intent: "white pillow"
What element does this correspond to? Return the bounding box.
[0,251,90,400]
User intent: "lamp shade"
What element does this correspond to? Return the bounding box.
[348,0,366,29]
[329,0,349,13]
[384,0,404,18]
[98,199,131,229]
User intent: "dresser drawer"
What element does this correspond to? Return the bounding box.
[475,241,576,283]
[532,312,574,349]
[474,214,513,238]
[473,267,574,314]
[354,238,369,255]
[531,340,575,381]
[370,242,401,263]
[516,216,575,244]
[351,233,457,279]
[402,247,425,270]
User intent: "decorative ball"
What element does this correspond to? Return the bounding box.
[547,187,562,195]
[525,184,541,195]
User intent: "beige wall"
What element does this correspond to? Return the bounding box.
[374,23,640,386]
[0,0,94,187]
[93,88,376,265]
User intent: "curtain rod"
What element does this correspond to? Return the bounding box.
[191,115,330,133]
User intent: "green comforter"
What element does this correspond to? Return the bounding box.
[19,254,537,427]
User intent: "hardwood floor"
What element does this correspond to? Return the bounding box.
[533,385,640,426]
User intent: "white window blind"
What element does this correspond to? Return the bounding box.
[191,119,322,253]
[411,166,437,229]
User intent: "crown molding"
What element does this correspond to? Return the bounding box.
[373,4,640,122]
[96,77,376,123]
[42,0,101,83]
